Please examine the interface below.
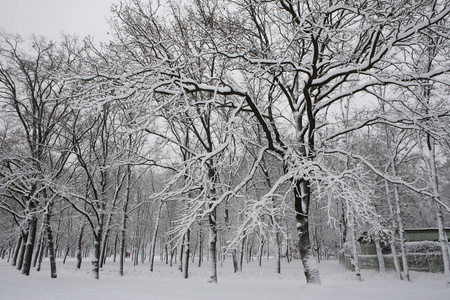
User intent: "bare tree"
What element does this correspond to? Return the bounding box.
[0,34,79,278]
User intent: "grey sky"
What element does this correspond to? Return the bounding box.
[0,0,119,42]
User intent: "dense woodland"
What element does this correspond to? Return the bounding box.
[0,0,449,286]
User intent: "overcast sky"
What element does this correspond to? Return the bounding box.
[0,0,119,42]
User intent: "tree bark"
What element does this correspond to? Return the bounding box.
[150,200,163,272]
[32,222,45,268]
[385,180,403,280]
[119,162,132,276]
[113,233,118,263]
[11,232,22,267]
[207,206,218,283]
[239,236,245,272]
[92,228,102,279]
[428,136,450,286]
[183,229,190,279]
[349,209,361,281]
[76,223,85,269]
[16,230,28,271]
[100,230,110,268]
[178,236,184,273]
[275,231,282,274]
[374,233,386,273]
[22,214,38,276]
[258,237,265,267]
[391,170,410,281]
[294,178,321,284]
[198,224,202,267]
[45,212,57,278]
[232,249,238,273]
[36,238,46,272]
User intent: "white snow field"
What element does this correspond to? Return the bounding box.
[0,257,448,300]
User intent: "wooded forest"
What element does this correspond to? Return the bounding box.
[0,0,449,286]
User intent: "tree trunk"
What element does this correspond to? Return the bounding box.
[119,162,132,276]
[294,178,321,284]
[385,180,402,279]
[178,236,184,273]
[350,209,361,281]
[169,247,174,267]
[76,223,85,269]
[41,197,58,278]
[134,245,140,266]
[232,249,238,273]
[392,174,410,281]
[258,238,265,267]
[191,240,197,263]
[183,229,190,279]
[164,243,169,264]
[32,222,45,268]
[374,233,386,273]
[99,231,109,268]
[113,234,118,263]
[207,206,218,283]
[36,238,46,272]
[45,214,57,278]
[239,236,245,272]
[198,225,202,267]
[92,228,102,279]
[22,214,38,276]
[150,200,163,272]
[141,239,145,264]
[428,136,450,286]
[11,233,22,267]
[16,230,28,271]
[7,245,12,262]
[275,231,281,274]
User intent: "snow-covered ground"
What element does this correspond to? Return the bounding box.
[0,257,448,300]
